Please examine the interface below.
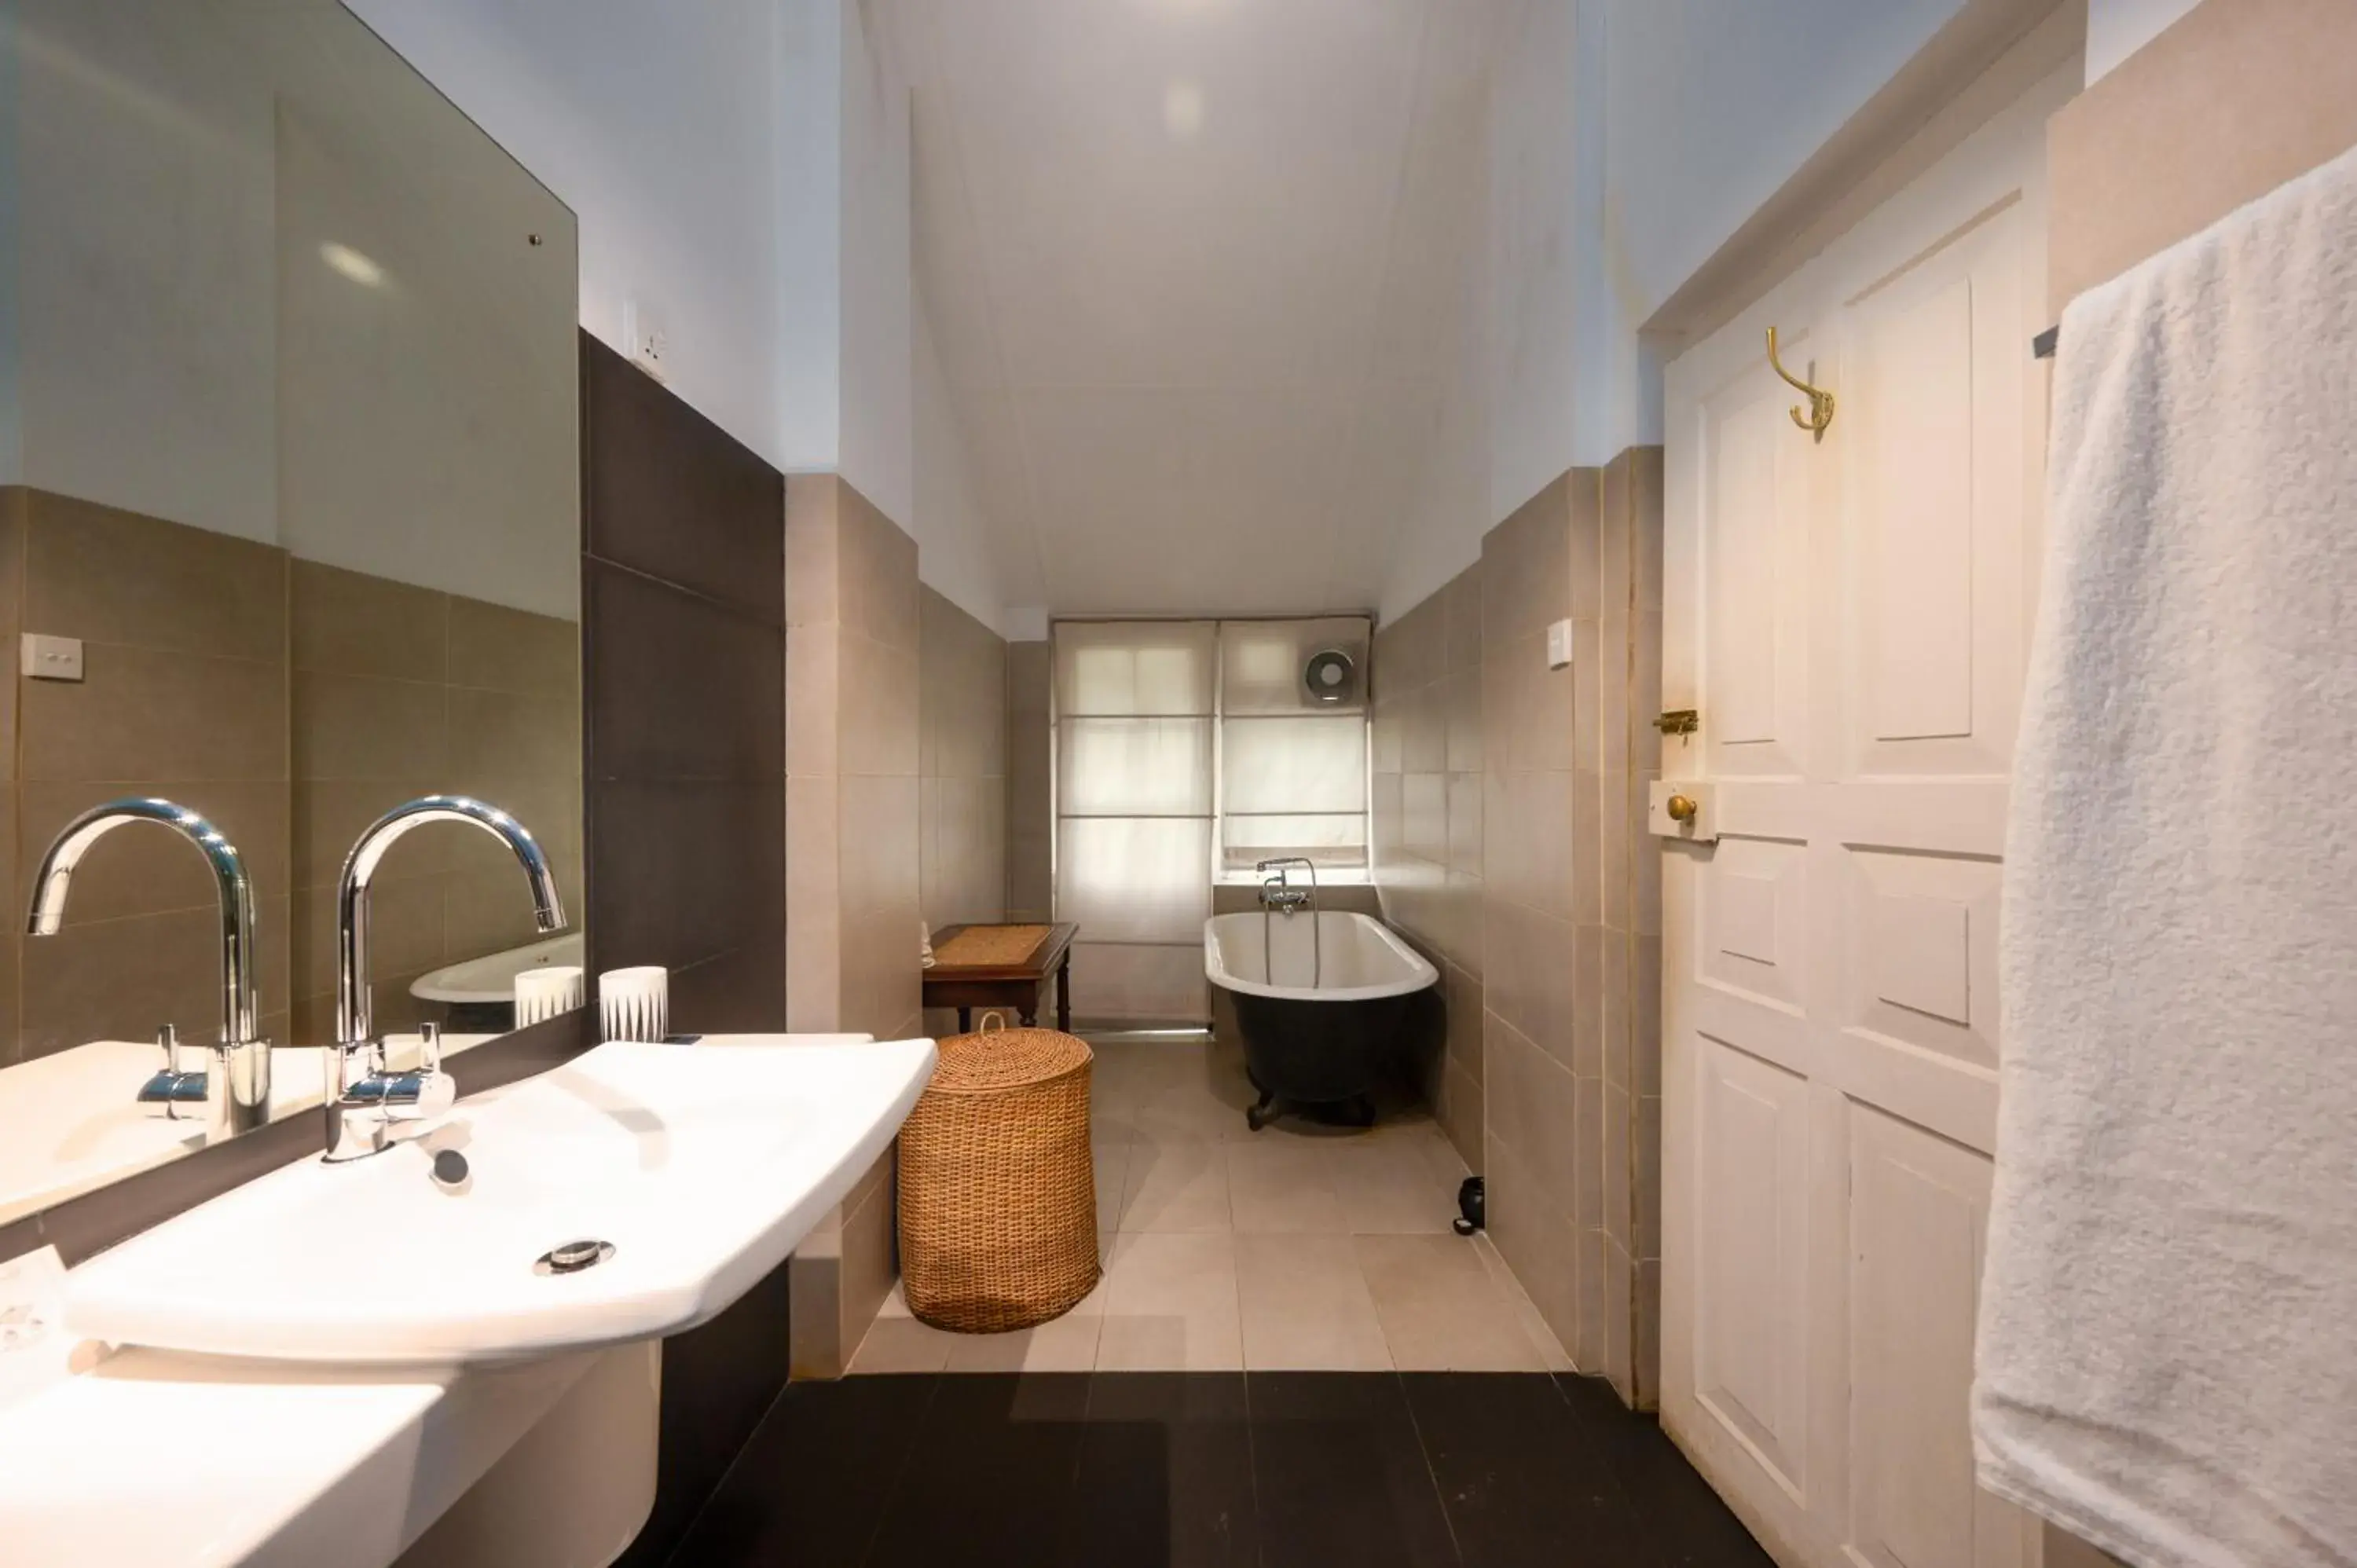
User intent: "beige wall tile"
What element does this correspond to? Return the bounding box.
[1486,1012,1579,1226]
[23,490,286,664]
[24,647,287,783]
[291,777,460,889]
[291,669,445,782]
[0,493,24,789]
[1482,1129,1580,1364]
[785,773,841,1031]
[839,632,920,779]
[17,779,289,926]
[1633,447,1665,613]
[783,474,842,629]
[20,894,291,1061]
[446,595,578,697]
[448,684,581,784]
[838,1172,898,1368]
[291,559,447,681]
[838,482,918,652]
[294,869,445,1005]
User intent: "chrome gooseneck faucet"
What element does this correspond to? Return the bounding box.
[25,798,268,1139]
[327,795,564,1161]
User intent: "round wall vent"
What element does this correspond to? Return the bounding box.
[1303,648,1357,705]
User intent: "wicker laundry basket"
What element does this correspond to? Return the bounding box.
[897,1023,1100,1332]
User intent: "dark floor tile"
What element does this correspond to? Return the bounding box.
[668,1372,937,1567]
[1402,1373,1659,1568]
[867,1373,1093,1568]
[1552,1375,1774,1568]
[1058,1373,1257,1568]
[1248,1372,1461,1568]
[619,1260,797,1567]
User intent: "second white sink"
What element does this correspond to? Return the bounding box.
[65,1035,935,1367]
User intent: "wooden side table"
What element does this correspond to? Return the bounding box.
[922,922,1078,1033]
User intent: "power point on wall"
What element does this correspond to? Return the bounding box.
[21,633,83,683]
[621,298,669,384]
[1545,618,1574,670]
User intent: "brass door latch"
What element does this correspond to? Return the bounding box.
[1655,709,1699,736]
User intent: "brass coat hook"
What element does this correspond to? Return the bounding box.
[1766,327,1835,442]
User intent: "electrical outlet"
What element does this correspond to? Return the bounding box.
[621,298,669,383]
[21,633,83,682]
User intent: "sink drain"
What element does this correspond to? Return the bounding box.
[534,1239,615,1276]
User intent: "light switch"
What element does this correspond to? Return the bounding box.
[21,633,83,682]
[1545,618,1574,669]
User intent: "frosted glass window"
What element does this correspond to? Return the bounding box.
[1051,617,1369,1023]
[1219,618,1369,715]
[1222,716,1367,814]
[1058,719,1214,816]
[1056,621,1215,716]
[1055,818,1212,943]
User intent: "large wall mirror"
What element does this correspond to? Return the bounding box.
[0,0,583,1225]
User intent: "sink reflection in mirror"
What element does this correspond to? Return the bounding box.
[0,0,584,1230]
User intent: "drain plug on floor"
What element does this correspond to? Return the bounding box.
[534,1239,615,1276]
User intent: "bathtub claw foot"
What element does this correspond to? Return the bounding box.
[1246,1091,1276,1133]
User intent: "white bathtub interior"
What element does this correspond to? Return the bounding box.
[1203,910,1437,999]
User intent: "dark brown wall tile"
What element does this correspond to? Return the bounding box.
[581,335,783,625]
[585,560,783,782]
[21,489,286,663]
[589,779,783,976]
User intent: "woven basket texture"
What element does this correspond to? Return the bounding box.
[897,1026,1100,1332]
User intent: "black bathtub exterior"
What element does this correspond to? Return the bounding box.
[1220,981,1432,1120]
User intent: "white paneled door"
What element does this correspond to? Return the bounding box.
[1659,63,2077,1568]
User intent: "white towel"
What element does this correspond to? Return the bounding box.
[1974,142,2357,1568]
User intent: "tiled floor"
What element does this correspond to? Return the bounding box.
[672,1370,1777,1567]
[850,1034,1567,1375]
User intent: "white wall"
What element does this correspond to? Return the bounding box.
[0,2,22,487]
[1486,0,1582,527]
[913,300,1002,634]
[1580,0,1968,460]
[350,0,956,607]
[5,0,280,540]
[836,0,914,535]
[346,0,790,475]
[2084,0,2199,80]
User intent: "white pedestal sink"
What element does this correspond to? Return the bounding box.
[1,1034,936,1568]
[68,1035,937,1365]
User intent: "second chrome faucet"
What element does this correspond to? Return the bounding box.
[325,796,566,1162]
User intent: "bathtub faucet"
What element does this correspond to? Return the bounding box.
[1255,857,1321,987]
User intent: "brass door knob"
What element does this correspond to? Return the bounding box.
[1666,794,1699,824]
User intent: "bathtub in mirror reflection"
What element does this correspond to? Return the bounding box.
[0,0,584,1225]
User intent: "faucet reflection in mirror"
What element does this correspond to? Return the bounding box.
[328,795,566,1162]
[24,798,268,1142]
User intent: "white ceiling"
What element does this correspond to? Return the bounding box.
[891,0,1494,617]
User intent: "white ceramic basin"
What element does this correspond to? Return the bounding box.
[410,932,586,1006]
[64,1035,934,1366]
